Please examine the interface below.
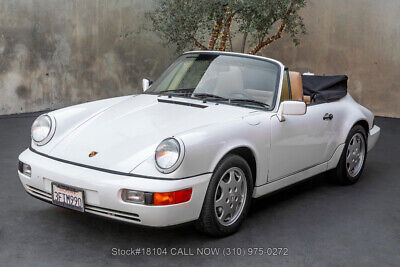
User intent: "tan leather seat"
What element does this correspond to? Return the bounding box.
[289,71,304,101]
[289,71,311,104]
[303,95,311,104]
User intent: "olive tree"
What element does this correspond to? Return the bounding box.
[150,0,307,54]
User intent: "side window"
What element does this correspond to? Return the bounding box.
[280,69,292,103]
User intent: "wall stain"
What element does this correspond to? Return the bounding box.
[15,84,31,99]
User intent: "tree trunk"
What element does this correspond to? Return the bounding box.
[241,31,248,53]
[191,37,207,50]
[228,30,233,52]
[219,14,234,51]
[208,17,224,50]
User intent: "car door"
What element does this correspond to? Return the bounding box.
[268,103,334,182]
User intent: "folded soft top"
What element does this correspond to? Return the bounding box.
[302,75,348,104]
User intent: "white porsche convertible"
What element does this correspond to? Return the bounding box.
[18,51,380,236]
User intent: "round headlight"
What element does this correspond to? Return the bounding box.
[31,114,55,146]
[155,138,185,173]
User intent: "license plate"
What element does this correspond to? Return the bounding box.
[51,183,85,212]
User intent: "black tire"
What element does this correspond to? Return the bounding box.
[331,125,368,185]
[195,154,253,237]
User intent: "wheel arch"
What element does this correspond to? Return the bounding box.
[216,146,257,186]
[353,119,369,136]
[338,109,371,146]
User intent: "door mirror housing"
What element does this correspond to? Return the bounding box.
[277,101,307,122]
[142,78,153,92]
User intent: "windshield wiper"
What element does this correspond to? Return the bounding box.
[158,88,195,97]
[193,94,269,108]
[228,98,270,109]
[192,93,229,101]
[160,91,269,109]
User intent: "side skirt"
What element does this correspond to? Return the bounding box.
[252,143,345,198]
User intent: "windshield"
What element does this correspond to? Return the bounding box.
[146,53,281,109]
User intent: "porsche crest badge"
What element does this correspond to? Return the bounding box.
[89,151,98,157]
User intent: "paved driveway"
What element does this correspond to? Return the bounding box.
[0,115,398,266]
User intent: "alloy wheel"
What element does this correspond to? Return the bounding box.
[214,167,247,226]
[346,133,366,177]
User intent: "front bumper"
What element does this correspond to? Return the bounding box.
[368,125,380,152]
[18,149,211,227]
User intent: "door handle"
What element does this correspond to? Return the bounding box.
[323,113,333,120]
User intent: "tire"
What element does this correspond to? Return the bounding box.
[195,154,253,237]
[332,125,368,185]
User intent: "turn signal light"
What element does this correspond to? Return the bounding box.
[122,190,145,204]
[18,161,31,177]
[153,188,192,206]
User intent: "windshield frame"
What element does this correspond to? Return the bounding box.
[145,51,284,112]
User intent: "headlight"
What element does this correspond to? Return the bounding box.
[31,114,56,146]
[155,138,185,173]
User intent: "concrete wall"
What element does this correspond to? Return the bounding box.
[0,0,175,115]
[0,0,399,117]
[262,0,400,118]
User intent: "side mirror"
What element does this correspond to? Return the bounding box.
[277,101,306,122]
[142,78,153,92]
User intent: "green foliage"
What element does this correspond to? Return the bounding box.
[150,0,307,54]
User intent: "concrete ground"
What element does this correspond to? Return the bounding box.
[0,115,399,266]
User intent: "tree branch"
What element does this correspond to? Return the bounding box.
[248,23,287,54]
[190,37,207,50]
[248,0,297,54]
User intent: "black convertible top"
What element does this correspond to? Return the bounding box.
[302,75,348,104]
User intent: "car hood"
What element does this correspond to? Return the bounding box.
[49,94,251,173]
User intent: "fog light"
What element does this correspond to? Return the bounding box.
[153,188,192,206]
[18,161,31,177]
[122,190,145,204]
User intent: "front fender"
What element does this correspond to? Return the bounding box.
[131,114,270,185]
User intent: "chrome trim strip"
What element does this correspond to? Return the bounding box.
[85,209,141,223]
[85,206,140,221]
[26,186,52,201]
